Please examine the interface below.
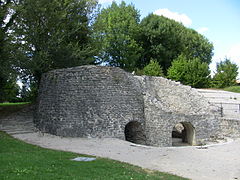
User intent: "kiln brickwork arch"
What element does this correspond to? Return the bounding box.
[35,65,222,146]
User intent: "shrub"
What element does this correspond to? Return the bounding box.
[143,59,164,76]
[167,54,211,88]
[211,58,238,88]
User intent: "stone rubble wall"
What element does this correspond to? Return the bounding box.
[136,76,221,146]
[220,118,240,138]
[35,66,145,139]
[35,65,237,147]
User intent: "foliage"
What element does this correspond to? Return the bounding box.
[1,78,20,102]
[94,1,142,71]
[212,58,238,88]
[0,0,19,102]
[12,0,99,84]
[143,59,164,76]
[138,14,213,74]
[19,78,38,102]
[167,54,211,88]
[0,0,221,100]
[223,86,240,93]
[0,102,30,106]
[0,131,186,180]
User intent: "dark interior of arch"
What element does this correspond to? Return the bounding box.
[172,122,195,146]
[124,121,146,145]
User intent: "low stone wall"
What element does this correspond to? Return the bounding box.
[220,118,240,138]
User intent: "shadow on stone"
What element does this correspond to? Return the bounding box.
[172,122,196,146]
[124,121,146,145]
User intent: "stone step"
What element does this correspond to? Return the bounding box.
[198,89,240,119]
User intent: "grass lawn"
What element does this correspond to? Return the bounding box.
[0,102,30,106]
[224,86,240,93]
[0,133,186,180]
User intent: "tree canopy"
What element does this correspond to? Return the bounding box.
[0,0,19,102]
[94,1,142,71]
[1,0,239,102]
[138,14,214,74]
[12,0,99,83]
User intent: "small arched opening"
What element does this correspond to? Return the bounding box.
[172,122,196,146]
[124,121,146,145]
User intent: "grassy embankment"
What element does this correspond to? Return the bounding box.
[0,103,186,180]
[223,86,240,93]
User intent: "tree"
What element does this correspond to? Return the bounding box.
[2,78,20,102]
[138,14,214,74]
[212,58,238,88]
[94,1,142,71]
[143,59,164,76]
[167,54,211,88]
[12,0,99,84]
[0,0,19,102]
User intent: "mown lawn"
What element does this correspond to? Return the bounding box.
[0,132,186,180]
[0,102,30,106]
[224,86,240,93]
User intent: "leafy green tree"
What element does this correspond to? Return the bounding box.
[212,58,238,88]
[143,59,164,76]
[12,0,99,84]
[138,14,214,74]
[0,0,19,102]
[94,1,142,71]
[182,29,213,64]
[2,78,20,102]
[167,54,211,88]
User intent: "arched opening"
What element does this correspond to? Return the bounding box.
[172,122,196,146]
[124,121,146,145]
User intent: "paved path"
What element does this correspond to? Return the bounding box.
[0,105,240,180]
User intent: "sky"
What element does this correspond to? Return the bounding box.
[99,0,240,78]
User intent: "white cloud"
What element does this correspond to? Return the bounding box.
[227,44,240,62]
[211,44,240,78]
[227,44,240,78]
[154,8,192,26]
[197,27,209,34]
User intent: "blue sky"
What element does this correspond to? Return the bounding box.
[99,0,240,78]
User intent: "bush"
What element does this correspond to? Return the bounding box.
[167,54,210,88]
[143,59,164,76]
[211,58,238,88]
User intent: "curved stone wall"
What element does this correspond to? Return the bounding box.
[35,66,145,139]
[35,65,224,147]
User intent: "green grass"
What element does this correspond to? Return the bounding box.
[0,131,186,180]
[0,102,30,106]
[224,86,240,93]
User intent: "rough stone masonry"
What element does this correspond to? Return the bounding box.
[35,65,225,146]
